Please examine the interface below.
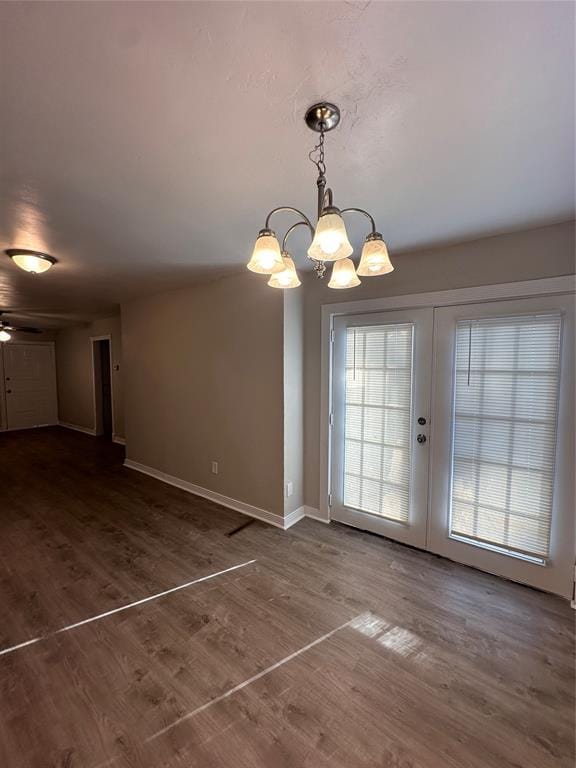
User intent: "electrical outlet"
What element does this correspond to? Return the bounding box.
[285,481,293,498]
[211,461,219,475]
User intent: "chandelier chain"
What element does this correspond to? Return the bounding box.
[308,125,327,179]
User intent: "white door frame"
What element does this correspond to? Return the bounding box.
[320,275,575,524]
[0,341,58,431]
[90,335,115,437]
[330,308,434,548]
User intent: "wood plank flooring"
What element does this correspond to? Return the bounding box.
[0,427,573,768]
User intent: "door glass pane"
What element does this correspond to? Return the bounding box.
[450,314,562,559]
[343,323,414,522]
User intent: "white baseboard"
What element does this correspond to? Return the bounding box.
[112,435,126,446]
[304,505,330,524]
[284,505,306,528]
[3,422,58,433]
[59,421,97,436]
[124,458,300,530]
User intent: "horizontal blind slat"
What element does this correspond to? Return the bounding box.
[450,313,562,558]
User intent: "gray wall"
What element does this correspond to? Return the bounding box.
[122,271,285,518]
[303,220,576,509]
[100,221,574,522]
[56,315,124,438]
[283,289,304,515]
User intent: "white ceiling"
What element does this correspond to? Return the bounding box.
[0,1,574,327]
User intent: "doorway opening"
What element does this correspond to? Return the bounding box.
[92,338,113,439]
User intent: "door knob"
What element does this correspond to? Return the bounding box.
[416,434,427,444]
[6,389,12,394]
[417,417,426,425]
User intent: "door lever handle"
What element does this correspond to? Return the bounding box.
[416,434,427,444]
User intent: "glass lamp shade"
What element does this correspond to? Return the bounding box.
[0,329,11,342]
[307,208,353,262]
[8,251,55,274]
[357,235,394,276]
[268,253,301,289]
[247,230,285,274]
[328,258,361,289]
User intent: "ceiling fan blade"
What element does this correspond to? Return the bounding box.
[12,326,42,334]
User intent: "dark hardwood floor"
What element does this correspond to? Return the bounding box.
[0,427,573,768]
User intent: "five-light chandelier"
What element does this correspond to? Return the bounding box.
[247,102,393,289]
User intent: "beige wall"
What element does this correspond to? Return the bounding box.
[122,271,285,518]
[303,220,576,509]
[56,315,124,438]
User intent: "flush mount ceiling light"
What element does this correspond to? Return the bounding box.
[247,102,393,289]
[5,249,57,274]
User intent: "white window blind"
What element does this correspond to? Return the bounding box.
[344,323,414,522]
[450,313,562,560]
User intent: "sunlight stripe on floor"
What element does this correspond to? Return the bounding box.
[147,613,362,741]
[0,559,256,658]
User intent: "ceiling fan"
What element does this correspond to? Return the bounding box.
[0,313,42,341]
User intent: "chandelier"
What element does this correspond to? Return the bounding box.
[247,102,393,290]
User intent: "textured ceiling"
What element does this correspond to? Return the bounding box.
[0,1,574,327]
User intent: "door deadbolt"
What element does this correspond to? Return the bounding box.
[417,417,426,425]
[416,434,427,444]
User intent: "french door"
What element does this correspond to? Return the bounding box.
[330,295,575,597]
[331,309,433,548]
[428,296,574,597]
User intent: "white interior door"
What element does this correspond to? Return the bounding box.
[330,309,433,548]
[428,295,575,597]
[3,343,58,430]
